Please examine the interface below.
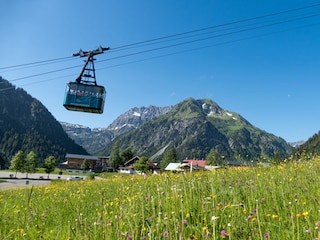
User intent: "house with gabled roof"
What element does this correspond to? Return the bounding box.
[182,159,206,168]
[62,153,110,172]
[119,156,158,174]
[165,158,220,172]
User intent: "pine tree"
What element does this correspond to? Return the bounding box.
[109,141,122,170]
[160,148,178,170]
[206,148,218,166]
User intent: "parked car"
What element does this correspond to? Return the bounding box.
[66,176,83,181]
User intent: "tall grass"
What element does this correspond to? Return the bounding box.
[1,159,320,239]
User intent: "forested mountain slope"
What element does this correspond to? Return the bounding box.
[0,78,87,166]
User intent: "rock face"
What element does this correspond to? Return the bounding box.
[106,106,172,135]
[98,98,293,163]
[60,106,172,153]
[60,122,113,154]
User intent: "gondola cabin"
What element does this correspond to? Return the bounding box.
[63,82,106,114]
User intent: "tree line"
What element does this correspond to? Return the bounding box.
[9,150,57,178]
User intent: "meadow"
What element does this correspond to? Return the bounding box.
[0,159,320,240]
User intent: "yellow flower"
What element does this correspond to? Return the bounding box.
[186,213,190,218]
[203,226,208,233]
[302,211,309,217]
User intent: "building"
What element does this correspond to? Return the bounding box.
[182,159,206,168]
[119,156,159,174]
[62,154,110,172]
[165,159,220,172]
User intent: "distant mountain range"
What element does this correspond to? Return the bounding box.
[92,98,294,163]
[60,105,172,153]
[0,78,87,166]
[0,76,312,168]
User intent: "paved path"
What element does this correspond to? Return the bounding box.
[0,171,87,190]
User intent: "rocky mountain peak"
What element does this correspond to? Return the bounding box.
[106,105,172,135]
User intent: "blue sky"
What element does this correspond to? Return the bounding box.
[1,0,320,143]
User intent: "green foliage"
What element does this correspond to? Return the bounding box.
[294,131,320,159]
[206,148,218,165]
[9,150,24,177]
[24,151,38,177]
[109,141,122,170]
[44,156,57,178]
[133,156,150,173]
[1,160,320,239]
[120,148,133,163]
[80,159,91,171]
[159,148,178,170]
[273,151,281,165]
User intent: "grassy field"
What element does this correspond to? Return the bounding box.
[0,159,320,239]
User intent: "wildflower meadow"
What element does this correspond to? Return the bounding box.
[1,159,320,239]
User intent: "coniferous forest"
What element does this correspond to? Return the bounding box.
[0,78,87,167]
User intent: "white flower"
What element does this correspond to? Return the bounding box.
[211,216,219,221]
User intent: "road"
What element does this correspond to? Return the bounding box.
[0,171,85,190]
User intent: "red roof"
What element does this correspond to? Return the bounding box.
[183,160,206,167]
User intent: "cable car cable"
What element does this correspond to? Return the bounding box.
[1,2,320,71]
[5,11,320,84]
[110,2,320,51]
[2,3,320,84]
[0,55,74,71]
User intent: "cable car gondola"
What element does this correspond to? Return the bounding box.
[63,46,109,114]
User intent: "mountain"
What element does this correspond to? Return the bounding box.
[61,106,172,153]
[0,78,87,166]
[98,98,293,163]
[60,122,113,154]
[294,131,320,157]
[106,105,172,135]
